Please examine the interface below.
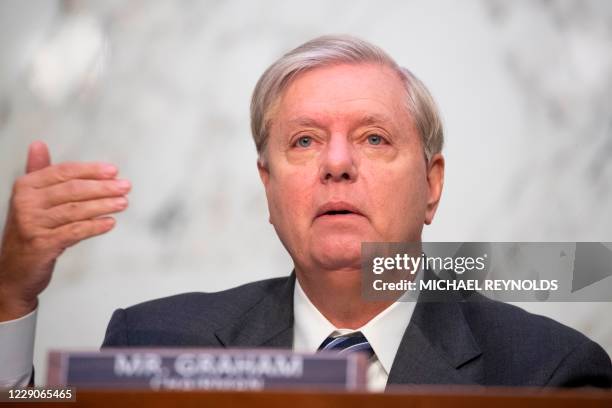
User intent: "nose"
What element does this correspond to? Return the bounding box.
[319,135,358,183]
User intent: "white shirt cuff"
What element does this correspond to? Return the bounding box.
[0,308,37,387]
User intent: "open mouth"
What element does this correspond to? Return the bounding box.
[324,210,354,216]
[316,202,364,219]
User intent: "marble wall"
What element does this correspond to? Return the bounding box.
[0,0,611,384]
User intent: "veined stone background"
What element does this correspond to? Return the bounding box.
[0,0,611,384]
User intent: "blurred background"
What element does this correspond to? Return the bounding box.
[0,0,611,384]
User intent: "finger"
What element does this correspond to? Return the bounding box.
[52,217,116,249]
[26,141,51,173]
[26,162,119,188]
[41,179,131,208]
[40,196,129,228]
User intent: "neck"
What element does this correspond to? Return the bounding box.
[295,266,395,329]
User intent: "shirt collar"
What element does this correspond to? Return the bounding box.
[293,278,337,353]
[292,277,415,375]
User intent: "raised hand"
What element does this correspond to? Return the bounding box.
[0,141,131,321]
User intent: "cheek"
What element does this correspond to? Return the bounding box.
[267,166,316,228]
[362,160,428,238]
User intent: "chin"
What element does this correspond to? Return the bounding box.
[310,235,362,270]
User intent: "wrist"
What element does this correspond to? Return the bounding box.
[0,286,37,322]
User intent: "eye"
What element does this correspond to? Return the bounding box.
[367,134,385,145]
[295,136,313,148]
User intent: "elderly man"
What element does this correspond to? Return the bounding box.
[0,35,610,390]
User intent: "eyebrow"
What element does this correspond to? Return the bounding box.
[286,117,322,128]
[286,113,393,128]
[357,113,393,126]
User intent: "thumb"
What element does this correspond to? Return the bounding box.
[26,140,51,174]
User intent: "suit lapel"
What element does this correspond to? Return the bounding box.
[213,271,483,386]
[214,274,295,349]
[387,298,483,386]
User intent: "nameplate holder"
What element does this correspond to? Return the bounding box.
[47,348,367,391]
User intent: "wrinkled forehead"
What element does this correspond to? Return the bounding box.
[268,63,412,133]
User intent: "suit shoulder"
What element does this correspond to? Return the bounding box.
[126,276,288,316]
[460,298,611,385]
[461,298,590,351]
[103,276,291,347]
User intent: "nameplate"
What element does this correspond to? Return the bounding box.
[47,348,367,391]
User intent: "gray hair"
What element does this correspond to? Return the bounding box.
[250,34,444,164]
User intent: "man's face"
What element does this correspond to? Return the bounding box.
[259,63,444,273]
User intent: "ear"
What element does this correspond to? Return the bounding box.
[257,158,269,188]
[257,158,273,224]
[424,153,444,225]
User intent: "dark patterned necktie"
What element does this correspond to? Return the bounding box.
[317,331,375,359]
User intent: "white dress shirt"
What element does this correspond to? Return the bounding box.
[0,308,37,387]
[0,278,416,390]
[292,279,415,391]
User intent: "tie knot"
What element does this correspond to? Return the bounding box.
[317,331,375,359]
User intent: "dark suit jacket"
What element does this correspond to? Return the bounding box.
[102,274,612,388]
